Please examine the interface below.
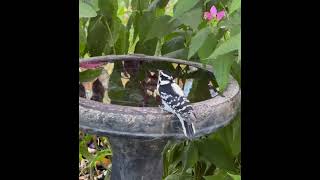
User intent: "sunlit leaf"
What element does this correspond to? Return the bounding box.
[228,173,241,180]
[229,0,241,15]
[79,1,97,18]
[207,33,240,59]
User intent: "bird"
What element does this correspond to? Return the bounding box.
[157,70,197,139]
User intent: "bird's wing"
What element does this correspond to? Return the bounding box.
[171,83,185,97]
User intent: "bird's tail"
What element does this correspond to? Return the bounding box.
[182,121,196,139]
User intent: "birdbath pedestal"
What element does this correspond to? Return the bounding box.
[79,55,241,180]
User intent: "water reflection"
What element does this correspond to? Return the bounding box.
[79,61,219,107]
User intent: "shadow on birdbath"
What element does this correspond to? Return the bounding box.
[79,54,241,180]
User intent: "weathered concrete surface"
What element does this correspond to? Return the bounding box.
[109,137,167,180]
[79,55,241,180]
[79,76,240,139]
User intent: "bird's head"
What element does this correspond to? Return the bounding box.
[158,70,174,85]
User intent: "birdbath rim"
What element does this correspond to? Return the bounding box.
[79,54,241,139]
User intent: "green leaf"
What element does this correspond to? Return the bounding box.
[230,115,241,156]
[123,0,129,7]
[148,0,170,11]
[209,53,235,92]
[131,0,149,11]
[203,170,233,180]
[82,0,100,11]
[182,142,198,171]
[207,33,240,59]
[204,0,212,4]
[89,149,112,168]
[118,5,126,17]
[137,11,156,41]
[238,44,241,62]
[79,69,103,82]
[228,173,241,180]
[165,174,179,180]
[79,153,83,161]
[177,6,202,30]
[229,0,241,15]
[164,30,187,41]
[230,59,241,85]
[161,36,185,55]
[79,1,97,18]
[107,17,122,47]
[99,0,118,18]
[219,10,241,30]
[230,25,240,36]
[108,62,127,104]
[163,48,188,59]
[197,138,235,171]
[214,115,241,157]
[132,12,140,43]
[162,141,176,176]
[115,23,129,54]
[168,143,180,163]
[164,172,193,180]
[145,15,181,41]
[188,27,211,59]
[79,23,86,56]
[91,0,100,11]
[79,134,94,160]
[203,161,216,176]
[173,0,199,18]
[87,15,122,56]
[134,38,158,55]
[187,71,212,102]
[87,16,108,56]
[126,12,135,30]
[198,30,225,59]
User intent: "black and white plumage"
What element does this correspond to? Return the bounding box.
[157,70,196,139]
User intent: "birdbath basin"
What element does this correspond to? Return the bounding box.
[79,54,241,180]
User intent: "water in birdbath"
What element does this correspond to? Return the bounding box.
[79,60,220,107]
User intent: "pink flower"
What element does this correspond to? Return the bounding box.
[216,11,225,21]
[203,5,225,21]
[204,12,213,21]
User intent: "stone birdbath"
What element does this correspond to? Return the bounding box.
[79,54,241,180]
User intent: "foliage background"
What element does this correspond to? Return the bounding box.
[79,0,241,179]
